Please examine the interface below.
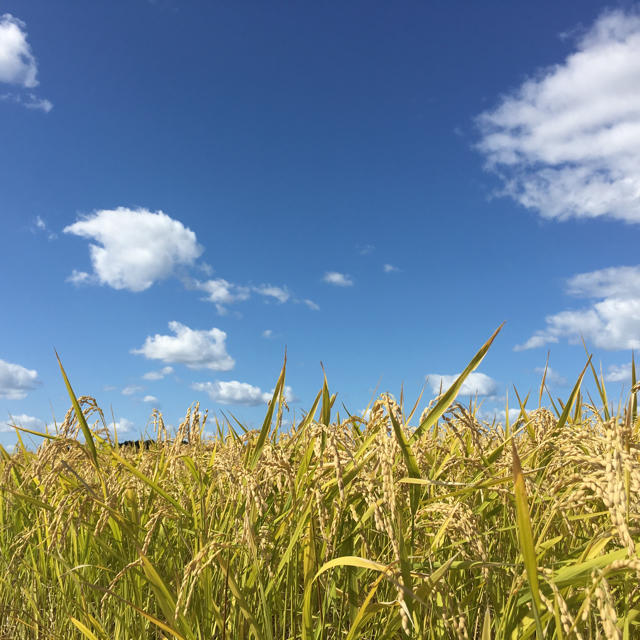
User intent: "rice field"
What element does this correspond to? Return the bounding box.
[1,326,639,639]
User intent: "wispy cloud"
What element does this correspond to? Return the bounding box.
[253,284,290,303]
[426,372,498,397]
[132,321,235,370]
[193,278,250,314]
[357,243,375,255]
[142,366,174,381]
[323,271,354,287]
[262,329,273,338]
[122,385,143,396]
[64,208,203,292]
[191,279,292,314]
[192,380,294,406]
[0,413,44,433]
[383,264,400,273]
[302,299,320,311]
[478,407,523,425]
[142,395,158,403]
[30,215,57,239]
[477,9,640,224]
[605,363,632,383]
[0,358,40,399]
[1,91,52,112]
[515,265,640,351]
[533,366,567,386]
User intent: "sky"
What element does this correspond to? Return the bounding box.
[2,1,640,448]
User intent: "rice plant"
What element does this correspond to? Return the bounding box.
[1,326,639,639]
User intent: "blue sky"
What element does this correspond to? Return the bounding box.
[2,1,640,447]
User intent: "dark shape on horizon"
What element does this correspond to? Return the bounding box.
[117,439,189,449]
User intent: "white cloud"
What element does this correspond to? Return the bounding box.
[122,385,143,396]
[1,91,52,113]
[67,269,93,285]
[605,363,632,383]
[515,265,640,351]
[0,358,40,399]
[193,279,291,313]
[0,413,44,433]
[64,207,203,292]
[253,284,290,303]
[323,271,354,287]
[565,266,640,299]
[142,395,158,403]
[194,278,250,314]
[533,366,568,386]
[197,262,213,276]
[193,380,294,406]
[30,215,57,239]
[0,14,38,88]
[480,408,523,425]
[262,329,273,338]
[132,321,234,370]
[142,366,174,381]
[357,243,375,255]
[112,418,135,435]
[303,299,320,311]
[24,93,52,112]
[426,372,498,397]
[383,264,400,273]
[477,9,640,224]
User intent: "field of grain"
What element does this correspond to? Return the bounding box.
[1,328,639,639]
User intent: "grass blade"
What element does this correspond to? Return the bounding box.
[511,439,543,638]
[247,352,286,470]
[411,323,504,443]
[55,350,98,468]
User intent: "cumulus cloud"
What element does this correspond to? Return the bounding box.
[132,321,234,370]
[142,366,174,381]
[112,418,135,435]
[0,14,38,88]
[515,265,640,351]
[0,358,40,399]
[262,329,273,338]
[323,271,354,287]
[142,395,158,403]
[122,385,143,396]
[383,264,400,273]
[64,208,203,292]
[605,363,632,383]
[426,372,498,397]
[477,9,640,223]
[0,413,44,433]
[192,380,294,406]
